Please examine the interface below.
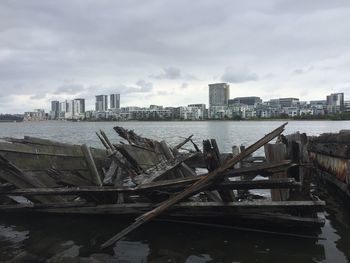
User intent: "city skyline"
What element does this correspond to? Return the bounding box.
[1,1,350,114]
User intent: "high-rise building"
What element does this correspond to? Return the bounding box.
[65,100,74,119]
[209,83,230,107]
[74,98,85,116]
[327,93,344,114]
[50,101,59,120]
[95,95,108,112]
[110,94,120,110]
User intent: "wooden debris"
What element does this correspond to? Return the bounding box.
[100,122,288,248]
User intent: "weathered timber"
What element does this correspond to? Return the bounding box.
[103,160,119,185]
[0,155,64,203]
[47,169,94,187]
[132,152,200,185]
[308,142,350,159]
[264,143,289,201]
[115,167,125,204]
[156,219,325,238]
[175,135,194,149]
[96,132,111,151]
[310,132,350,143]
[0,141,84,157]
[81,144,103,186]
[114,126,154,148]
[100,130,115,151]
[0,179,300,197]
[0,200,325,216]
[101,122,287,248]
[203,139,234,202]
[116,144,159,171]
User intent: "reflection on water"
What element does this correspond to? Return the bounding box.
[0,214,327,262]
[0,120,350,262]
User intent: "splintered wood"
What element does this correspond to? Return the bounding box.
[0,122,326,250]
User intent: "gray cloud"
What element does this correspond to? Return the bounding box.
[221,68,259,83]
[1,0,350,113]
[293,66,314,75]
[153,67,181,80]
[54,84,84,95]
[152,67,198,80]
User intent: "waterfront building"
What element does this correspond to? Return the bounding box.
[73,98,85,119]
[269,98,299,108]
[327,93,344,114]
[228,97,262,106]
[64,100,74,119]
[50,101,59,120]
[209,83,230,107]
[310,100,327,115]
[110,94,120,110]
[95,95,108,112]
[24,109,47,121]
[188,104,207,119]
[59,101,67,119]
[344,101,350,113]
[209,83,230,118]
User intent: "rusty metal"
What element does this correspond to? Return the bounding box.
[309,152,349,184]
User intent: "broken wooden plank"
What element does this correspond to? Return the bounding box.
[264,143,289,201]
[81,144,103,186]
[132,152,200,185]
[0,200,325,216]
[100,122,288,248]
[175,135,194,149]
[0,155,64,203]
[100,130,115,151]
[0,178,301,197]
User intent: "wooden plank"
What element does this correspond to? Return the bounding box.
[0,200,325,215]
[0,141,84,157]
[132,152,200,185]
[264,143,289,201]
[0,178,301,197]
[81,144,103,186]
[175,135,194,149]
[0,152,89,171]
[100,130,115,151]
[0,155,64,203]
[100,122,288,248]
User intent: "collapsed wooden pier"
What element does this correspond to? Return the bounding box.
[0,123,325,249]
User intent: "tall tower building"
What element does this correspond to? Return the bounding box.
[95,95,108,112]
[209,83,230,107]
[50,101,59,120]
[110,94,120,109]
[74,98,85,115]
[327,93,344,114]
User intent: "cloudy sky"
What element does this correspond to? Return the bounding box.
[1,0,350,113]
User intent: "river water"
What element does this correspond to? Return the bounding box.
[0,120,349,262]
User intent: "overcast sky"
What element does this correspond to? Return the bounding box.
[1,0,350,113]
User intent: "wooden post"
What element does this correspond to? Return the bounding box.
[81,144,103,186]
[264,143,288,201]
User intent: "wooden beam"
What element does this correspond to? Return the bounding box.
[81,144,103,186]
[175,135,194,149]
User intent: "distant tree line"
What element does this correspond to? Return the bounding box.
[0,114,24,122]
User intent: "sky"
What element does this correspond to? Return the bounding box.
[1,0,350,113]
